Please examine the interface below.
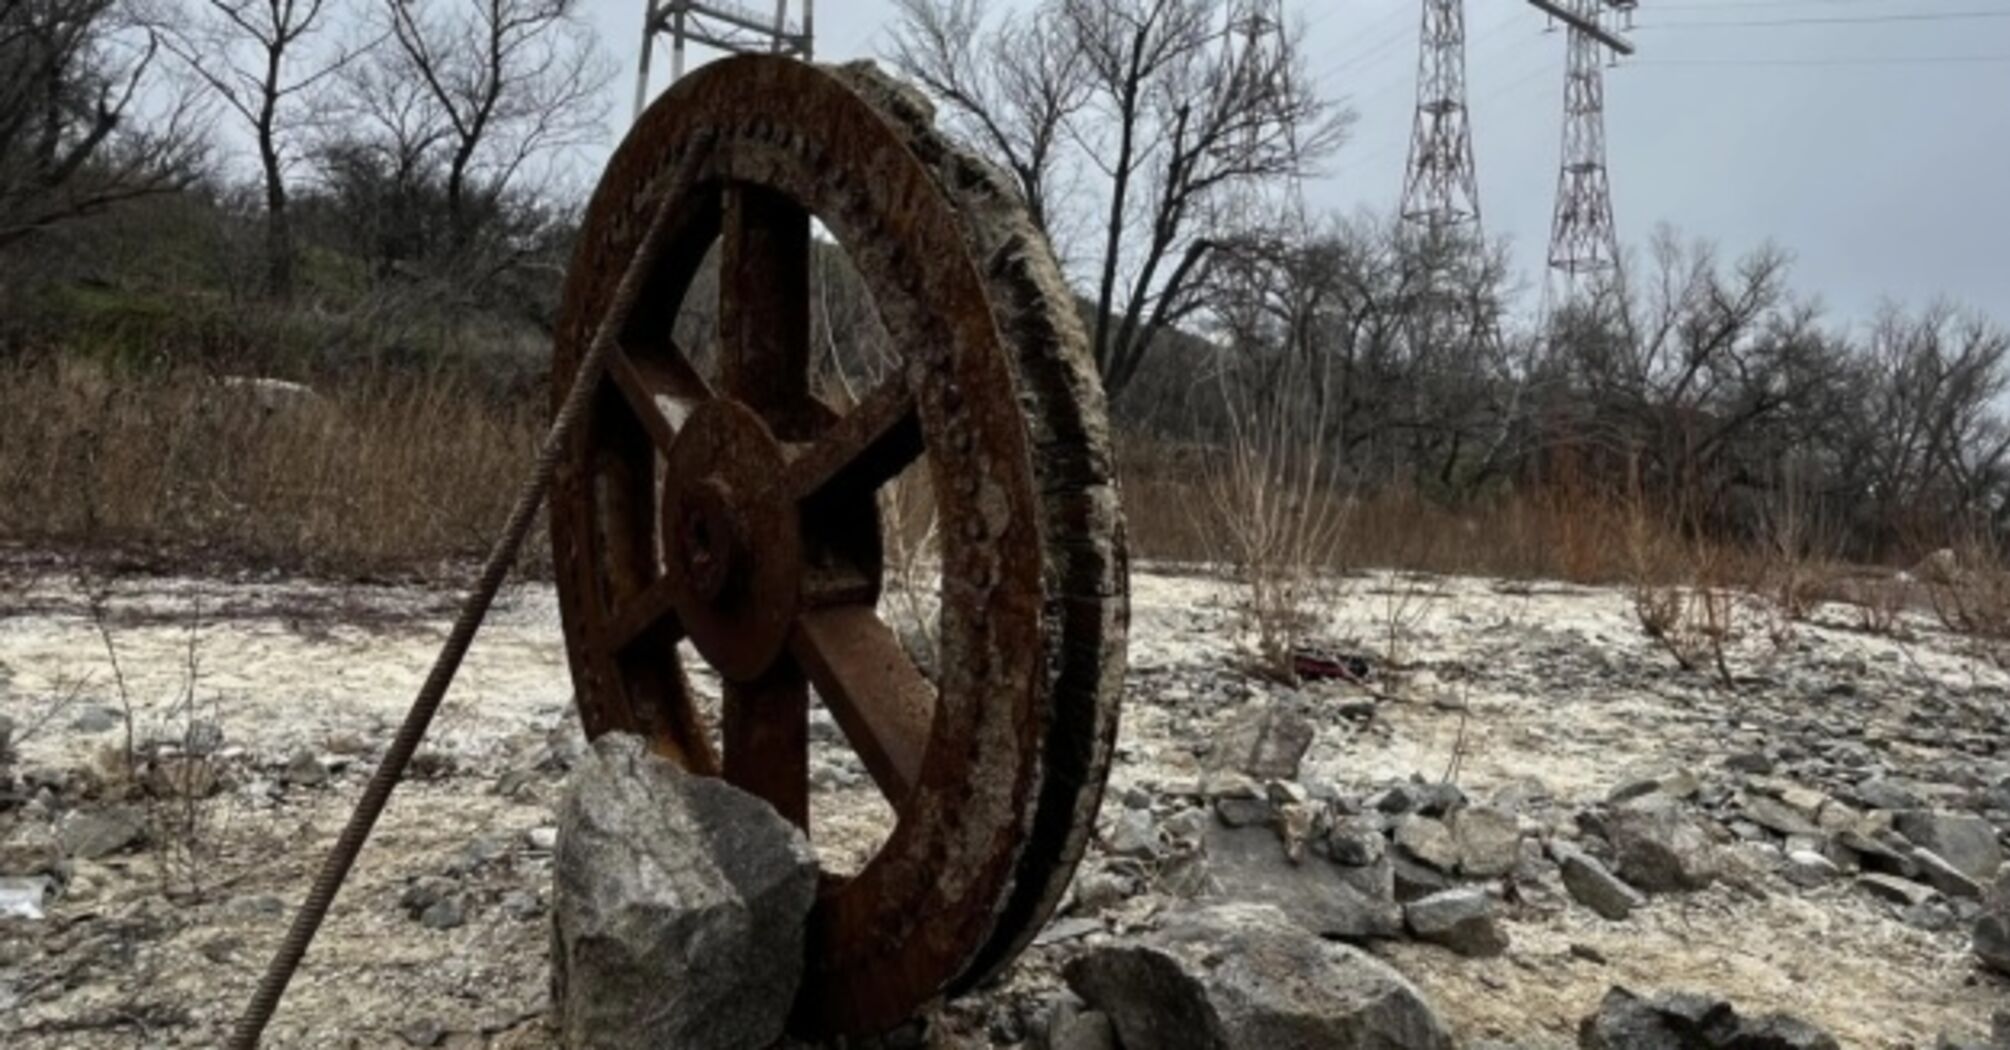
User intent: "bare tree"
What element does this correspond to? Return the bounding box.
[165,0,365,299]
[381,0,610,260]
[889,0,1350,401]
[0,0,205,249]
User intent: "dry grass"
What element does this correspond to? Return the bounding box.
[0,358,544,579]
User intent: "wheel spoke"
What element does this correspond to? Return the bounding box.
[595,574,683,654]
[790,605,935,805]
[723,663,810,829]
[605,339,712,453]
[785,377,924,500]
[719,182,811,429]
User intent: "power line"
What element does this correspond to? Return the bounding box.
[1634,54,2010,67]
[1641,10,2010,29]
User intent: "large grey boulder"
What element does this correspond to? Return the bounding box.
[551,734,818,1050]
[1203,823,1402,940]
[1065,902,1455,1050]
[1578,986,1840,1049]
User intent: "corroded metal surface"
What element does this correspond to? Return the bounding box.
[550,56,1127,1038]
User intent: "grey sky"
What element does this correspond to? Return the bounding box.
[586,1,2010,327]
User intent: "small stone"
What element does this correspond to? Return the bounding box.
[1895,810,2004,883]
[1071,870,1134,915]
[0,822,62,875]
[501,890,543,922]
[1049,1008,1118,1050]
[1327,818,1387,867]
[1604,801,1718,893]
[1215,702,1315,781]
[1105,809,1159,858]
[57,806,146,860]
[1725,751,1774,775]
[1214,795,1273,828]
[1450,805,1520,877]
[1404,886,1508,958]
[1394,815,1459,873]
[281,749,328,788]
[1570,942,1608,965]
[1743,796,1823,839]
[1783,849,1840,889]
[1858,872,1938,907]
[419,896,466,930]
[1555,844,1646,920]
[1389,851,1455,904]
[69,706,123,734]
[1162,806,1210,847]
[1850,778,1921,812]
[1913,848,1986,900]
[1121,786,1152,810]
[524,826,558,852]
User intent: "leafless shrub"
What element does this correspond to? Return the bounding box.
[79,573,228,900]
[1923,539,2010,645]
[1197,385,1347,683]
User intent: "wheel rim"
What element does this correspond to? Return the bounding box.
[551,56,1125,1037]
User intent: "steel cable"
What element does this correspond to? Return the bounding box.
[227,130,715,1050]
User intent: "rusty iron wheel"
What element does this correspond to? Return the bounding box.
[550,57,1128,1038]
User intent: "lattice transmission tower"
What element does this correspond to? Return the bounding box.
[634,1,815,118]
[1400,0,1484,234]
[1527,0,1636,299]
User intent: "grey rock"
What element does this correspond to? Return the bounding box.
[1858,872,1937,907]
[1605,802,1718,893]
[420,897,466,930]
[1782,850,1840,889]
[1217,703,1315,782]
[1065,902,1455,1050]
[57,806,145,860]
[1913,848,1986,900]
[1203,823,1401,940]
[1577,986,1840,1049]
[552,733,817,1050]
[501,889,544,922]
[524,826,558,853]
[281,749,328,788]
[1389,851,1456,904]
[1451,805,1521,877]
[1327,818,1387,867]
[1107,809,1160,858]
[1556,844,1646,920]
[400,876,457,919]
[1213,796,1274,829]
[1849,778,1921,812]
[1394,815,1460,873]
[1050,1009,1119,1050]
[69,706,123,734]
[1163,807,1211,848]
[1072,870,1135,915]
[1741,796,1822,839]
[1724,752,1774,775]
[1404,886,1508,958]
[1895,810,2004,883]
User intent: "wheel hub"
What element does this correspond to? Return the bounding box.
[659,399,802,683]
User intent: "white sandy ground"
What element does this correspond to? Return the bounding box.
[0,562,2004,1046]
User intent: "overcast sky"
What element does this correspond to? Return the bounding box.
[584,1,2010,327]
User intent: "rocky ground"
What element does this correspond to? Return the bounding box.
[2,560,2007,1047]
